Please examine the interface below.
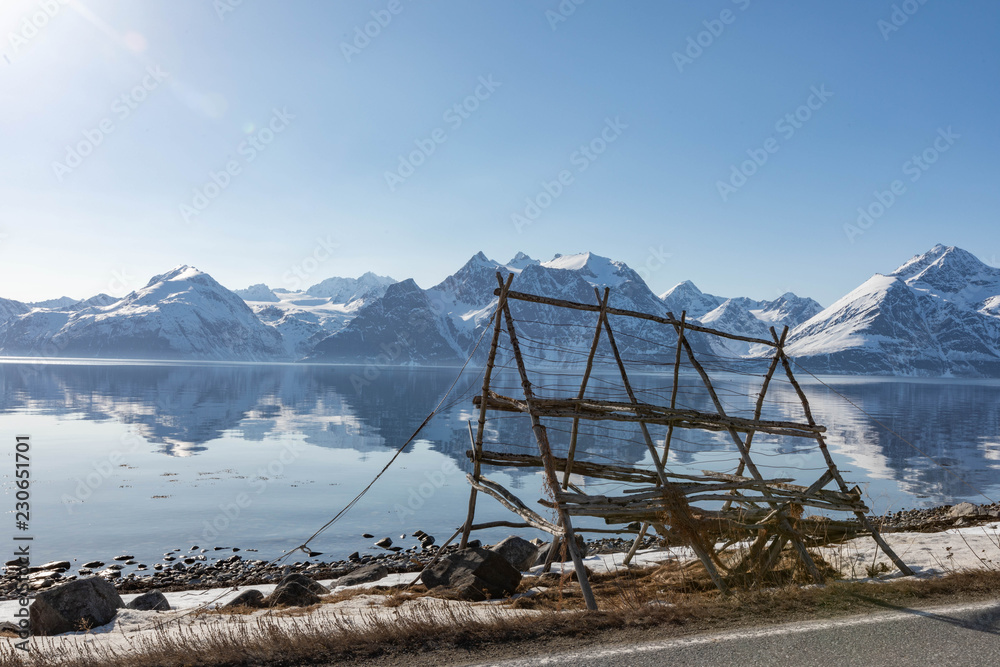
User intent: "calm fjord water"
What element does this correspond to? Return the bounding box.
[2,361,999,566]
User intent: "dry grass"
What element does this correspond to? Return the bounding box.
[4,566,1000,667]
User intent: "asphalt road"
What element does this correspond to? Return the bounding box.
[482,600,1000,666]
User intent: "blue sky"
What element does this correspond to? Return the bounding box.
[1,0,997,304]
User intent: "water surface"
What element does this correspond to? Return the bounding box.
[1,360,998,567]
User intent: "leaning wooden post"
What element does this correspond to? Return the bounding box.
[660,311,687,466]
[460,272,514,549]
[771,326,914,577]
[625,311,688,568]
[602,300,729,593]
[498,276,598,611]
[562,287,610,489]
[722,327,786,512]
[667,313,825,585]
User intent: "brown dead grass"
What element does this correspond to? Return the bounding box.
[4,569,1000,667]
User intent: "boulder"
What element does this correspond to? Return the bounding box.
[126,591,170,611]
[421,547,521,601]
[38,561,71,572]
[263,574,326,608]
[375,537,393,548]
[276,573,329,595]
[490,536,540,571]
[29,577,124,636]
[948,502,980,518]
[334,564,388,587]
[224,589,265,609]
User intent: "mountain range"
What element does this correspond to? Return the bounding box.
[1,245,997,377]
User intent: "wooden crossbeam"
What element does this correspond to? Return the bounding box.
[474,393,825,438]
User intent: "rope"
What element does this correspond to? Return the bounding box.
[160,303,500,622]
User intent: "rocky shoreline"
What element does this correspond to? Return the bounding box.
[6,501,999,601]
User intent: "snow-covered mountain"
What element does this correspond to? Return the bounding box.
[783,245,1000,377]
[697,298,773,357]
[234,283,279,302]
[0,266,285,361]
[237,273,397,358]
[306,252,686,367]
[751,293,824,330]
[9,246,996,377]
[0,297,29,326]
[28,296,79,310]
[659,280,724,319]
[305,272,395,303]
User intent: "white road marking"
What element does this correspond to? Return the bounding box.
[488,600,1000,666]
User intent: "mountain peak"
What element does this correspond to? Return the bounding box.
[890,245,1000,305]
[506,252,539,270]
[540,252,639,288]
[145,265,204,288]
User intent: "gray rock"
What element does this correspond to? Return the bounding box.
[948,502,980,518]
[274,573,330,596]
[532,543,552,567]
[224,589,265,608]
[334,564,388,587]
[82,560,104,569]
[38,561,71,572]
[421,547,521,601]
[491,536,541,571]
[264,578,321,608]
[126,591,170,611]
[29,577,124,636]
[375,537,393,548]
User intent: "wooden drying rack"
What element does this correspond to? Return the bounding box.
[457,273,911,609]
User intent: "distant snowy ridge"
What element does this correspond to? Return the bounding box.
[0,266,285,361]
[782,245,1000,377]
[4,245,998,377]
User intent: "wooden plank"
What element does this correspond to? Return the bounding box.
[475,394,825,437]
[771,326,914,577]
[498,288,778,347]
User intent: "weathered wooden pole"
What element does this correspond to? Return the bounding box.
[498,276,598,610]
[770,326,913,577]
[460,272,513,549]
[602,299,729,593]
[667,313,825,585]
[561,288,610,489]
